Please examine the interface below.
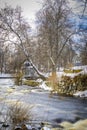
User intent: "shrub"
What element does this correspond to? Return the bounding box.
[15,71,23,85]
[46,72,58,91]
[46,73,87,95]
[7,101,33,129]
[73,74,87,91]
[58,74,87,95]
[60,75,73,93]
[23,80,40,87]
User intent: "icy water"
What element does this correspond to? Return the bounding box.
[0,74,87,127]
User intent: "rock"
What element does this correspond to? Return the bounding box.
[32,127,37,130]
[60,119,87,130]
[40,122,45,127]
[21,124,28,130]
[26,124,32,129]
[41,126,51,130]
[15,128,22,130]
[51,128,63,130]
[60,121,73,129]
[2,123,9,127]
[72,119,87,130]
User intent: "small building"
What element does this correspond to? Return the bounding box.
[23,60,39,79]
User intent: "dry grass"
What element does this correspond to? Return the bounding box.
[47,72,58,91]
[7,101,33,128]
[15,71,23,85]
[23,80,40,87]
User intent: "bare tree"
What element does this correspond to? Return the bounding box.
[82,0,87,16]
[0,5,46,79]
[80,32,87,65]
[36,0,74,73]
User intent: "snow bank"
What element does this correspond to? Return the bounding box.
[72,65,87,70]
[0,73,14,86]
[39,82,52,91]
[74,90,87,98]
[63,72,80,78]
[72,65,87,74]
[60,119,87,130]
[58,65,87,78]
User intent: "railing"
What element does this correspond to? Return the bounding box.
[0,76,17,79]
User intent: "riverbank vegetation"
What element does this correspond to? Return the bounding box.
[58,74,87,95]
[23,80,40,87]
[1,101,33,130]
[46,73,87,96]
[21,66,87,96]
[15,71,23,85]
[59,119,87,130]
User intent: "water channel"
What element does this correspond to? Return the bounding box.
[0,74,87,129]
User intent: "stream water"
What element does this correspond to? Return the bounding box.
[0,74,87,128]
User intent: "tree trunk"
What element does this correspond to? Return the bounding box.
[28,58,47,80]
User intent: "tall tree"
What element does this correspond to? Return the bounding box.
[82,0,87,16]
[80,33,87,65]
[36,0,74,73]
[0,5,46,79]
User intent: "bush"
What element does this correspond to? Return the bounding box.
[7,101,33,129]
[15,71,23,85]
[23,80,40,87]
[57,74,87,95]
[59,75,73,94]
[73,74,87,91]
[46,72,58,91]
[46,74,87,95]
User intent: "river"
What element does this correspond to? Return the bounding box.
[0,74,87,129]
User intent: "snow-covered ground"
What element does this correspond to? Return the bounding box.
[0,65,87,98]
[74,90,87,98]
[0,73,14,87]
[72,65,87,71]
[39,81,52,91]
[60,65,87,78]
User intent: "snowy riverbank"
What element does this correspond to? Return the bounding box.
[38,65,87,97]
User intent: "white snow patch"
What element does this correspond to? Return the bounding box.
[57,65,87,78]
[26,125,32,129]
[72,65,87,74]
[63,72,81,78]
[74,90,87,97]
[72,65,87,70]
[42,126,51,130]
[36,78,43,83]
[0,73,14,86]
[11,91,23,95]
[39,82,52,91]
